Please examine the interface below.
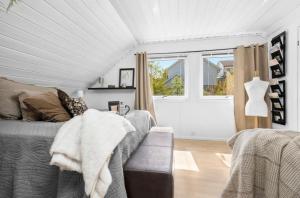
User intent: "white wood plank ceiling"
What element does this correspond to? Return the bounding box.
[0,0,299,88]
[110,0,300,43]
[0,0,137,88]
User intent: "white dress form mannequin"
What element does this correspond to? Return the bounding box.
[244,76,269,121]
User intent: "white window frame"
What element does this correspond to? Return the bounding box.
[148,57,188,101]
[200,52,234,100]
[297,26,300,130]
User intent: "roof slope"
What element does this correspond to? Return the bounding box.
[0,0,137,88]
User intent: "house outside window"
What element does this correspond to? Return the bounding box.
[148,58,186,97]
[202,54,234,97]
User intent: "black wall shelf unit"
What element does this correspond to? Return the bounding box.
[269,31,286,125]
[270,32,286,78]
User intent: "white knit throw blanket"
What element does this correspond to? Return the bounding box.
[49,109,136,198]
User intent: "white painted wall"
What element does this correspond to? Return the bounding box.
[85,53,136,110]
[266,6,300,131]
[87,35,266,140]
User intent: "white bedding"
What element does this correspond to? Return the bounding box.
[50,109,136,198]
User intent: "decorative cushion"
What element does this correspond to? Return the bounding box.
[0,77,57,119]
[57,89,73,116]
[23,92,71,122]
[67,98,88,117]
[57,89,88,117]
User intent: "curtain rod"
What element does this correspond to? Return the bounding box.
[135,44,266,56]
[147,47,235,55]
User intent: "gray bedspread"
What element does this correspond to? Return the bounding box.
[0,110,154,198]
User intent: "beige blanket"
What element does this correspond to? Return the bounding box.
[222,129,300,198]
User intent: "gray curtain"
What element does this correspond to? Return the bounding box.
[234,44,271,132]
[134,52,156,120]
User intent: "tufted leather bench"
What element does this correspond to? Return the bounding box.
[124,130,174,198]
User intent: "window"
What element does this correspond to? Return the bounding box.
[202,54,234,96]
[148,58,185,97]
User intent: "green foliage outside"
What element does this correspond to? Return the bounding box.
[149,62,184,96]
[203,70,234,96]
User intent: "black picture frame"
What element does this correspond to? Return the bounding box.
[108,101,120,111]
[119,68,135,88]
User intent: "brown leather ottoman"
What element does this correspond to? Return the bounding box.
[124,132,174,198]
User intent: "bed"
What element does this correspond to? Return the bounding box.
[222,129,300,198]
[0,110,154,198]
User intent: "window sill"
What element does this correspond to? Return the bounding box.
[153,96,188,102]
[153,95,233,103]
[200,96,233,100]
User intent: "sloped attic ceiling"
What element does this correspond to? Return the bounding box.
[1,0,300,89]
[0,0,137,88]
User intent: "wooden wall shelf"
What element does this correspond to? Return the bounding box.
[88,87,136,90]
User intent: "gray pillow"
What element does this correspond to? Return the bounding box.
[0,77,57,120]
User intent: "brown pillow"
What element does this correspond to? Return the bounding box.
[23,92,71,122]
[0,77,57,119]
[19,91,43,121]
[57,89,88,117]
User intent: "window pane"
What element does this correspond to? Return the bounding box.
[203,54,234,96]
[148,59,185,96]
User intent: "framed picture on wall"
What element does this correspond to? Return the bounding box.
[119,68,135,88]
[108,101,120,112]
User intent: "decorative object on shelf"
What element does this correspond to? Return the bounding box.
[269,31,286,125]
[119,102,130,116]
[98,76,104,87]
[90,76,105,88]
[107,101,130,115]
[108,85,116,88]
[108,101,120,113]
[269,32,286,78]
[119,68,135,88]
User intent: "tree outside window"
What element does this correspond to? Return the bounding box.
[148,59,185,96]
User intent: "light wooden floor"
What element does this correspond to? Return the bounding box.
[173,139,231,198]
